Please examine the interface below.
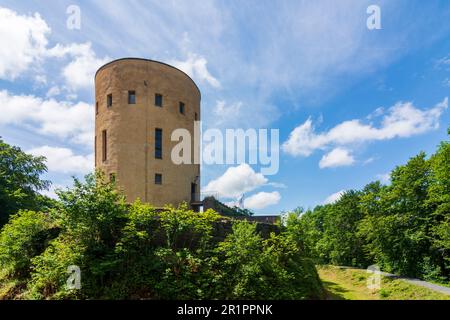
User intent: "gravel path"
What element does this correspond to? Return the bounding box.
[379,271,450,296]
[336,266,450,296]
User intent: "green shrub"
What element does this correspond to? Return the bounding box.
[0,173,324,300]
[0,210,57,278]
[27,235,84,299]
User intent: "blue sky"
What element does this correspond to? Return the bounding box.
[0,0,449,214]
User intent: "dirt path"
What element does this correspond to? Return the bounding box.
[318,266,450,300]
[376,270,450,296]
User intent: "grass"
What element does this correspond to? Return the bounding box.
[0,270,24,300]
[317,265,450,300]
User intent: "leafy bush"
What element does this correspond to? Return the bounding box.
[0,171,323,300]
[109,202,222,299]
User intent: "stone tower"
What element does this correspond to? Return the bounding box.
[94,58,201,209]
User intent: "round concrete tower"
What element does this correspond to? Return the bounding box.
[94,58,201,209]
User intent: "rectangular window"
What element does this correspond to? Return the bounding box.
[102,130,107,161]
[155,128,162,159]
[109,173,115,182]
[179,102,185,114]
[128,91,136,104]
[94,136,97,166]
[155,93,163,107]
[155,173,162,185]
[195,112,198,121]
[96,102,99,115]
[191,183,197,202]
[107,94,112,108]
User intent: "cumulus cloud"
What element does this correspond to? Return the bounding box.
[324,190,346,204]
[0,90,93,146]
[244,191,281,210]
[28,146,93,174]
[203,163,268,198]
[283,98,448,157]
[171,53,220,88]
[0,7,50,80]
[319,148,355,169]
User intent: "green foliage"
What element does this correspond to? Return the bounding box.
[0,138,53,226]
[204,196,254,217]
[297,128,450,283]
[55,171,128,245]
[323,191,368,267]
[358,153,438,277]
[28,235,84,299]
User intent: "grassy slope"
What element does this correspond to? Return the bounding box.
[318,265,450,300]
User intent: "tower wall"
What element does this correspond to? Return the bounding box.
[95,58,201,207]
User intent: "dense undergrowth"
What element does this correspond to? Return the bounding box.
[0,173,323,300]
[295,129,450,284]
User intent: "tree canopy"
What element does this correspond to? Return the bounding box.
[0,138,53,226]
[295,128,450,282]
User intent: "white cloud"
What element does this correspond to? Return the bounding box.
[207,98,278,129]
[0,90,93,146]
[171,53,220,88]
[34,74,47,86]
[267,182,287,188]
[48,42,109,90]
[324,190,346,205]
[363,157,375,165]
[443,79,450,87]
[214,100,242,116]
[212,100,243,125]
[244,191,281,210]
[0,7,50,80]
[28,146,93,175]
[319,148,355,169]
[376,173,391,184]
[367,107,385,120]
[283,98,448,157]
[203,163,267,198]
[0,7,108,91]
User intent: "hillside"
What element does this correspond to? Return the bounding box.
[318,266,450,300]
